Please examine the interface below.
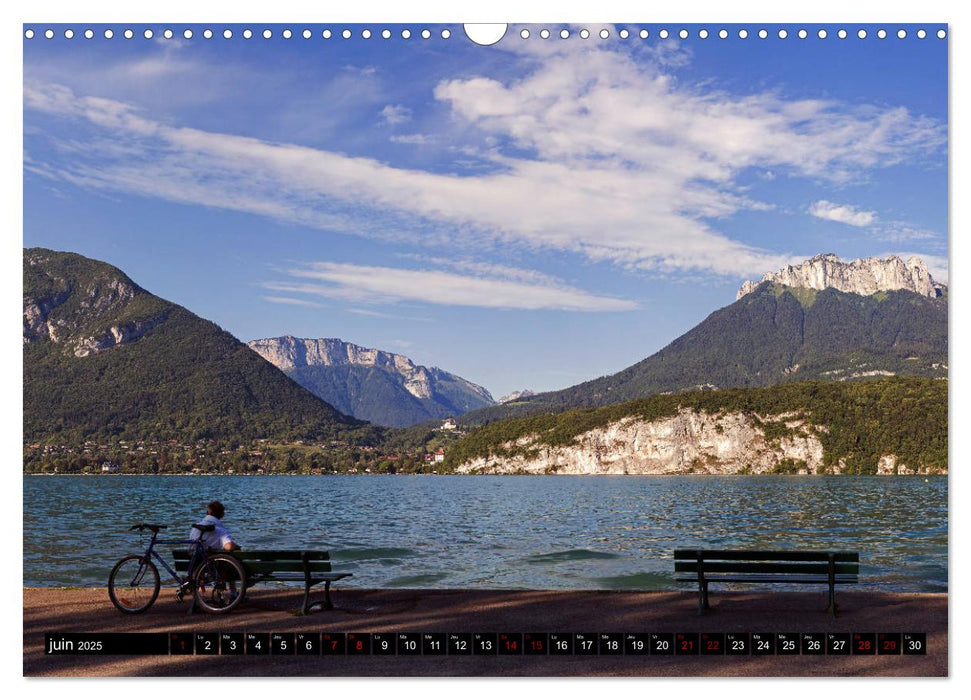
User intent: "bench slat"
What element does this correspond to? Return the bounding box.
[172,550,334,575]
[232,550,331,560]
[673,550,858,562]
[675,561,859,575]
[173,550,331,559]
[240,562,332,575]
[249,572,353,582]
[676,575,858,583]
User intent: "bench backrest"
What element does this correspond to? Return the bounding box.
[673,550,859,577]
[173,550,333,576]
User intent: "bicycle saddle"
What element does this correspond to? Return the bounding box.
[129,523,167,533]
[191,523,216,533]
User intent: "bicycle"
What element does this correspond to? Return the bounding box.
[108,523,247,614]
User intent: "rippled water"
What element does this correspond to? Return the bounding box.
[23,475,947,591]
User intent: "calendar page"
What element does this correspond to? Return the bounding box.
[22,19,948,679]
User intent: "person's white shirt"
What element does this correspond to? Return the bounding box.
[189,514,233,551]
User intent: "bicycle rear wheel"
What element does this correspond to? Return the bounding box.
[108,555,160,613]
[192,554,246,614]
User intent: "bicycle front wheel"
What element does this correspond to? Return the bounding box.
[108,555,160,613]
[192,554,246,614]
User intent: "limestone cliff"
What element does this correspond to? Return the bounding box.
[248,336,495,427]
[737,253,945,300]
[456,408,944,476]
[23,249,170,356]
[499,389,536,404]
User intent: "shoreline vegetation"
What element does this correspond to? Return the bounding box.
[23,377,946,477]
[446,376,946,476]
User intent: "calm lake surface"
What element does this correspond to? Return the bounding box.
[23,475,947,592]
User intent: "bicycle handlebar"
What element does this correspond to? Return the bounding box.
[129,523,167,533]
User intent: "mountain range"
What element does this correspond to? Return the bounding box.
[23,248,948,476]
[248,336,495,428]
[23,248,369,445]
[459,254,947,425]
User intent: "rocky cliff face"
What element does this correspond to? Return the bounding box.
[499,389,536,404]
[23,250,170,357]
[456,409,943,476]
[248,336,496,427]
[249,336,493,404]
[737,254,945,300]
[24,248,361,446]
[249,336,415,374]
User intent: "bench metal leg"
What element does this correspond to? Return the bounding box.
[315,580,335,610]
[300,581,336,615]
[826,583,839,617]
[299,579,312,616]
[697,582,710,616]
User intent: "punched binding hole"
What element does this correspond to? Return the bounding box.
[464,24,507,46]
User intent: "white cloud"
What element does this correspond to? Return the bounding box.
[346,308,433,322]
[390,133,430,145]
[263,262,638,312]
[809,200,877,227]
[262,296,327,308]
[805,199,943,246]
[24,44,944,279]
[875,225,939,243]
[400,255,568,286]
[380,104,411,125]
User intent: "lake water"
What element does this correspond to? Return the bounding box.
[23,475,947,592]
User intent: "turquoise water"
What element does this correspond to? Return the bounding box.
[23,475,947,591]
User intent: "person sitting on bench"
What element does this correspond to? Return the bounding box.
[188,500,242,601]
[189,500,242,552]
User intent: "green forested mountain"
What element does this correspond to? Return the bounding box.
[446,377,948,475]
[23,248,375,445]
[460,282,948,426]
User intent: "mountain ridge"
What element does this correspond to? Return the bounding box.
[249,335,496,428]
[458,254,947,426]
[737,253,945,300]
[23,248,370,445]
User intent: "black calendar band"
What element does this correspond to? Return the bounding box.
[44,631,928,656]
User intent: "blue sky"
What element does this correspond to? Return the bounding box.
[23,23,948,398]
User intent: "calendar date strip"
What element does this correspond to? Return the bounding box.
[45,631,927,656]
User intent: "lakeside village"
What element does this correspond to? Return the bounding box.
[23,419,463,476]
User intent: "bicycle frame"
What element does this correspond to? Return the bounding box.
[134,528,208,586]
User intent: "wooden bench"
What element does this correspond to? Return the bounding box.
[175,549,352,615]
[674,549,859,616]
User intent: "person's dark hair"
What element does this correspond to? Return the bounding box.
[207,501,225,519]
